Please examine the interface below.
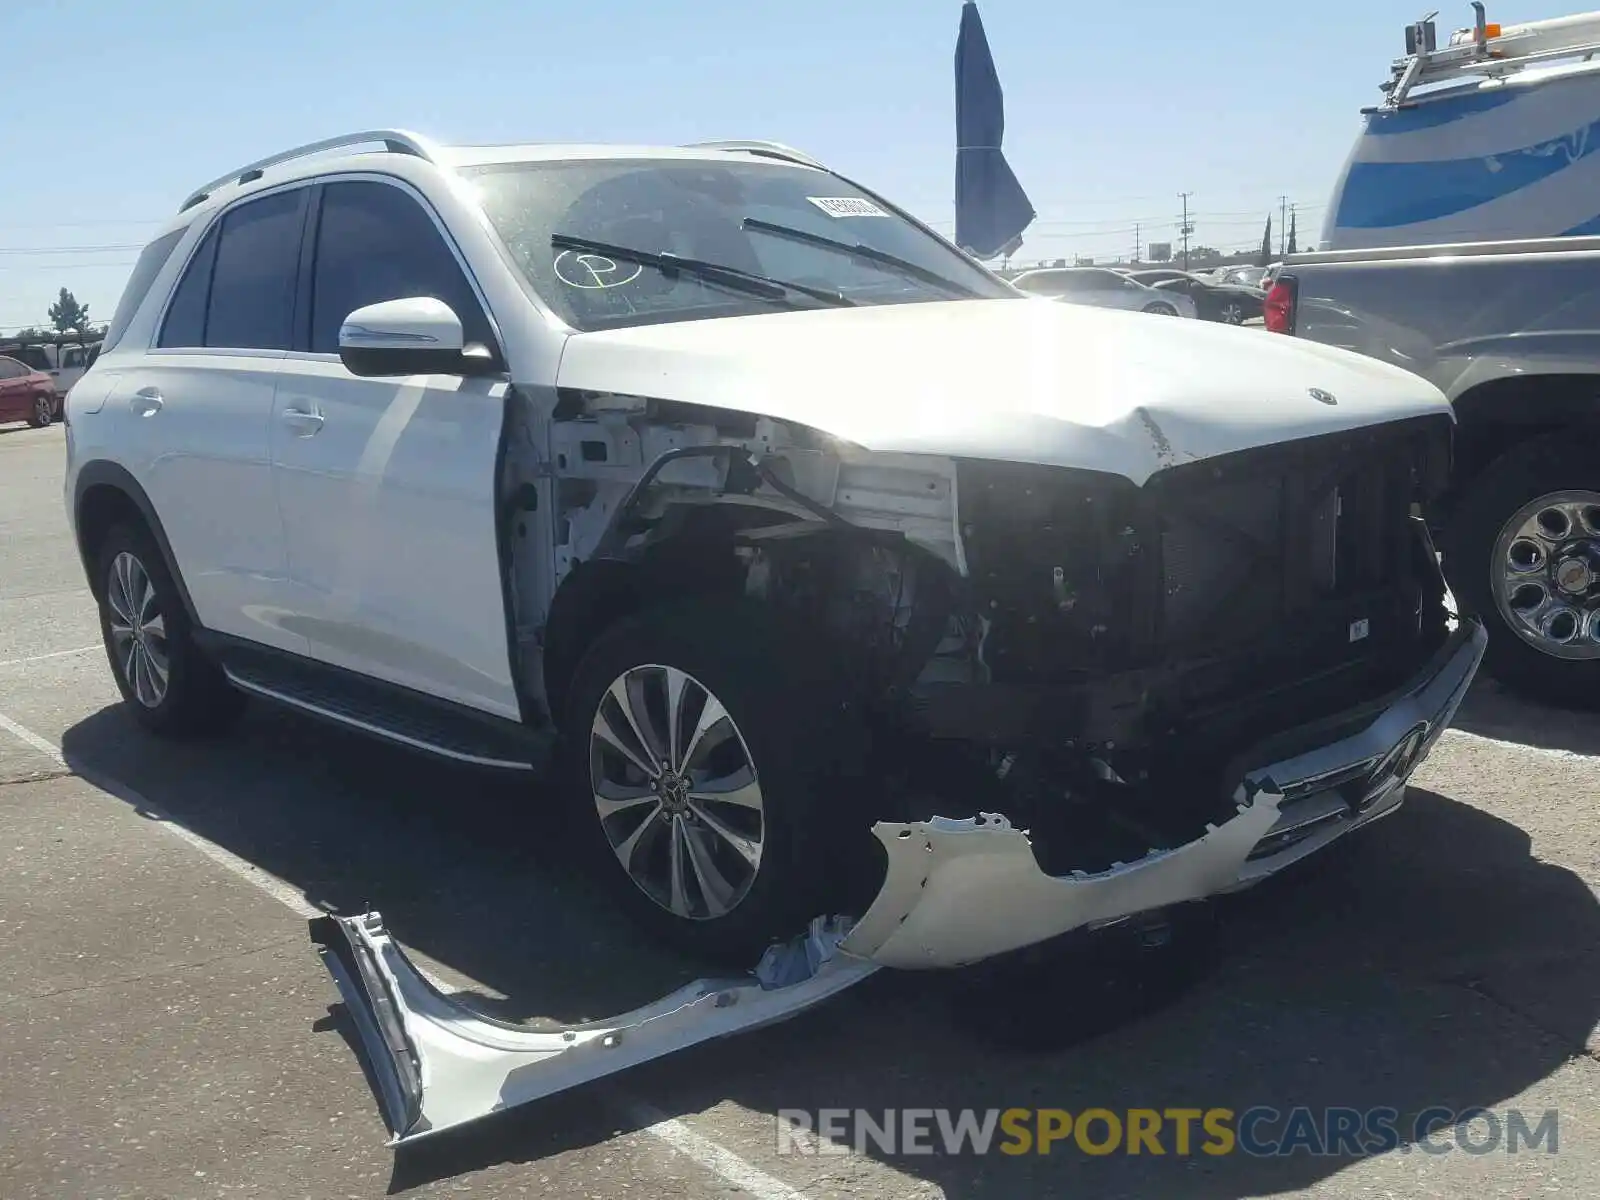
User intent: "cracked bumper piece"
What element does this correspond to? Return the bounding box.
[838,618,1487,970]
[309,912,878,1146]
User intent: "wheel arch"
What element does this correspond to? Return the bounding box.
[1441,374,1600,518]
[73,461,200,624]
[541,503,889,729]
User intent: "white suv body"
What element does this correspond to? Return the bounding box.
[69,131,1486,1142]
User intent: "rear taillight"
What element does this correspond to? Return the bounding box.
[1263,277,1297,334]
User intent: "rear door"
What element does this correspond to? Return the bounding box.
[126,187,308,653]
[269,178,516,717]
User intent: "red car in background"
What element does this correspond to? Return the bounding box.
[0,355,59,428]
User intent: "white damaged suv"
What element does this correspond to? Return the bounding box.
[70,132,1483,1105]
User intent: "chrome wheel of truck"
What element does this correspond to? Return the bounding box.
[1492,489,1600,660]
[1442,436,1600,709]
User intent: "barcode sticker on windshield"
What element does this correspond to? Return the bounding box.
[806,196,891,219]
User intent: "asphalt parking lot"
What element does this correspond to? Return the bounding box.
[5,418,1600,1198]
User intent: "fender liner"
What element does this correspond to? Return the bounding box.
[73,460,201,625]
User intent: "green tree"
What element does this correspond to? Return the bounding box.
[47,288,90,333]
[1287,209,1298,256]
[1258,216,1273,267]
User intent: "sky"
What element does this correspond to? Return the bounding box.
[0,0,1580,332]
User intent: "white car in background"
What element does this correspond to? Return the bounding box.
[1008,266,1198,317]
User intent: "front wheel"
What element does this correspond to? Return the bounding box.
[1218,300,1245,325]
[1442,437,1600,709]
[1143,302,1179,316]
[28,393,55,427]
[562,598,866,965]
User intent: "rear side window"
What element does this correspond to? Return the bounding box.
[102,227,186,353]
[15,347,50,370]
[308,181,493,354]
[0,358,22,380]
[204,189,306,351]
[158,224,219,348]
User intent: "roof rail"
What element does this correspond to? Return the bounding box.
[178,129,444,213]
[682,140,827,170]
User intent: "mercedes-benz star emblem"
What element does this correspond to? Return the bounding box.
[1358,722,1430,812]
[1308,388,1338,405]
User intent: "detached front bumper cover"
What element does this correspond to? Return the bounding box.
[312,618,1484,1145]
[309,912,878,1146]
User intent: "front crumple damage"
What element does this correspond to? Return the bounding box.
[313,620,1483,1147]
[841,617,1486,969]
[309,912,877,1146]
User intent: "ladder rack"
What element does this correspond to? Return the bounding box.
[1375,4,1600,110]
[178,129,444,213]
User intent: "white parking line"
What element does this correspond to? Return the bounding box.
[0,644,101,669]
[0,705,812,1200]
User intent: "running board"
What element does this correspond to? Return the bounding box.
[204,635,549,771]
[309,911,879,1145]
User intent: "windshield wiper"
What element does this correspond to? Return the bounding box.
[741,218,982,298]
[549,234,856,308]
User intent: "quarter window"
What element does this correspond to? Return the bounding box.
[308,181,492,355]
[0,358,23,380]
[103,227,185,353]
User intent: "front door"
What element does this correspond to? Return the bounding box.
[270,178,517,719]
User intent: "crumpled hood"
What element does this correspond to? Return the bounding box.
[554,298,1452,485]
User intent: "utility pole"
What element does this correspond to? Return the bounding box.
[1278,194,1288,256]
[1133,222,1141,264]
[1178,193,1194,269]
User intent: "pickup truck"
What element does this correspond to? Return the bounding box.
[1267,5,1600,708]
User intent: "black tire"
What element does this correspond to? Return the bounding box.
[94,521,246,737]
[561,597,868,965]
[27,393,54,428]
[1143,302,1179,316]
[1441,435,1600,709]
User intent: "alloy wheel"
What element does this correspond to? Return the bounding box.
[106,551,170,707]
[1493,490,1600,660]
[588,664,766,921]
[33,394,53,425]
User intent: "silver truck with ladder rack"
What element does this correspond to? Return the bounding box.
[1269,4,1600,708]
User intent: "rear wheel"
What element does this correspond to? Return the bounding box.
[28,393,54,427]
[94,522,245,736]
[562,598,867,965]
[1442,436,1600,709]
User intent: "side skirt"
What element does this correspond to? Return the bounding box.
[194,631,553,772]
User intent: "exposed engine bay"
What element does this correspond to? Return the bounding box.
[504,388,1460,877]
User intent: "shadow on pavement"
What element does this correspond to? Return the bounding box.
[61,701,1600,1198]
[59,702,706,1024]
[1453,675,1600,757]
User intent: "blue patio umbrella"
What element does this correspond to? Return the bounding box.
[955,0,1035,260]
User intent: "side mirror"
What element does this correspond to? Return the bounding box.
[337,297,496,378]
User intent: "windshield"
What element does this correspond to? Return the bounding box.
[462,158,1014,331]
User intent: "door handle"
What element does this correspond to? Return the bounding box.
[129,387,163,417]
[280,405,325,436]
